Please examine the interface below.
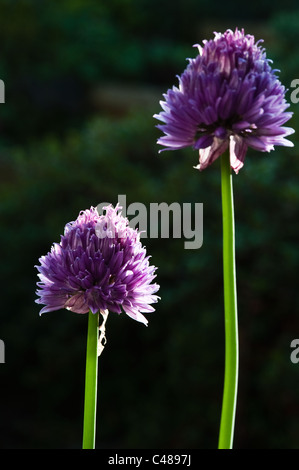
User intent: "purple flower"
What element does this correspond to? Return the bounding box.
[154,28,294,173]
[35,205,160,326]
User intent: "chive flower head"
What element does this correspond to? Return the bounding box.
[154,28,294,173]
[35,205,160,326]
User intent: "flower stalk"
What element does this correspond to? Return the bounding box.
[82,310,99,449]
[154,27,294,450]
[36,205,160,449]
[218,151,239,449]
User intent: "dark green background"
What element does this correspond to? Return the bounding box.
[0,0,299,449]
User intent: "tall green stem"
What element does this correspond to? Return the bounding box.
[218,151,239,450]
[82,311,99,449]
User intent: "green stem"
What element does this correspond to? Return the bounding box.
[218,151,239,450]
[82,311,99,449]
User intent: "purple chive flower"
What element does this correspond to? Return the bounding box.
[35,205,160,326]
[154,28,294,173]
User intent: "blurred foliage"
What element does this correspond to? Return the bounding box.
[0,110,226,449]
[1,107,299,449]
[0,0,299,450]
[269,9,299,84]
[0,0,192,142]
[0,0,297,143]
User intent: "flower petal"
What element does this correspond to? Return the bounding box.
[229,136,248,174]
[196,138,228,171]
